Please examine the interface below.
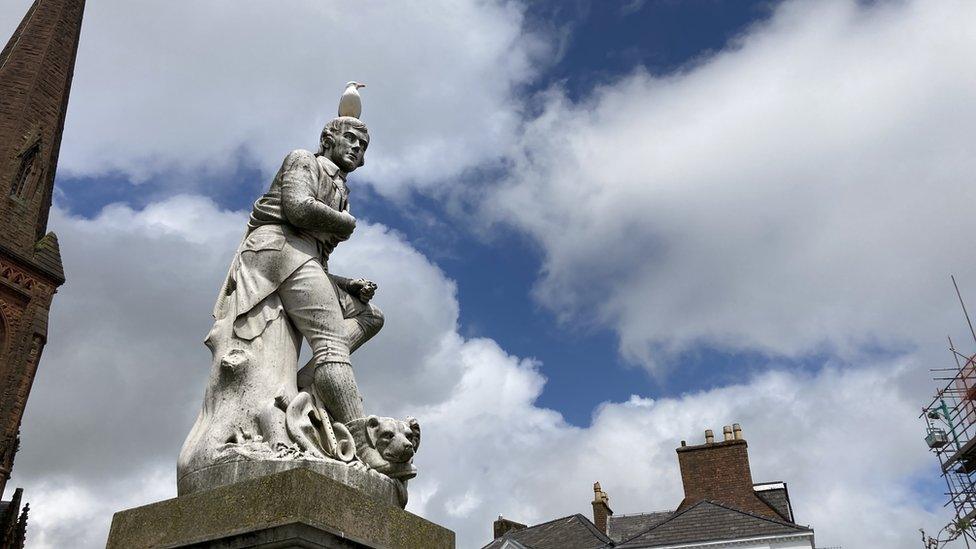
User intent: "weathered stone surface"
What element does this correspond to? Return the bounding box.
[179,523,365,548]
[106,468,455,549]
[177,459,402,508]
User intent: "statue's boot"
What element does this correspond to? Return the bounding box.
[312,360,365,424]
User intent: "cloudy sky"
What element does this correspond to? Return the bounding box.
[3,0,976,547]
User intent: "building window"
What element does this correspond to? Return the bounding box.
[10,144,39,198]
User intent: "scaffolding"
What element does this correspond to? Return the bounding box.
[922,277,976,547]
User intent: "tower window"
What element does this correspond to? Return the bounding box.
[10,144,39,198]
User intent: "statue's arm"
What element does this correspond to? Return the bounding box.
[330,274,354,291]
[280,150,355,236]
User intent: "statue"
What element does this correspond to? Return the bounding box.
[178,86,420,508]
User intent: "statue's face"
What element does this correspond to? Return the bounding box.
[326,126,369,173]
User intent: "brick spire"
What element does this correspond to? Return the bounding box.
[0,0,85,251]
[0,0,84,503]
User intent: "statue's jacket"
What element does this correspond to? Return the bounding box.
[213,150,352,341]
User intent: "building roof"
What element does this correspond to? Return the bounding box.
[483,514,613,549]
[607,511,675,543]
[483,428,813,548]
[753,482,793,522]
[484,500,812,549]
[614,500,813,548]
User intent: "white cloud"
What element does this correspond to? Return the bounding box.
[24,465,172,549]
[8,197,950,549]
[0,0,548,196]
[484,0,976,371]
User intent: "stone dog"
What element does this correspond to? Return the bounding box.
[346,416,420,480]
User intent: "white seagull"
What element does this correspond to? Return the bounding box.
[338,81,366,119]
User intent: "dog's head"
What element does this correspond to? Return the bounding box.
[348,415,421,480]
[366,415,420,463]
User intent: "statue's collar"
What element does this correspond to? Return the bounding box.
[318,156,346,182]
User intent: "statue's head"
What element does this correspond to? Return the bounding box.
[319,116,369,173]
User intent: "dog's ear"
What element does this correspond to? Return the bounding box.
[365,415,381,447]
[407,417,420,451]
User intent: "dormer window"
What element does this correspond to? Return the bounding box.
[10,143,39,198]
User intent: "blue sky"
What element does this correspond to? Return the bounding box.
[4,1,976,547]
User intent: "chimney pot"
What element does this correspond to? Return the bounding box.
[723,425,733,441]
[705,429,714,444]
[680,440,686,447]
[733,423,743,440]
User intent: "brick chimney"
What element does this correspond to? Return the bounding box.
[493,515,526,539]
[675,424,781,520]
[591,481,613,534]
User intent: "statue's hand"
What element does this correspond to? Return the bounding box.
[349,278,377,303]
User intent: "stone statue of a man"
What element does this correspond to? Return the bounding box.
[216,116,382,424]
[181,106,419,508]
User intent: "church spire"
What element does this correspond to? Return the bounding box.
[0,0,85,252]
[0,0,83,512]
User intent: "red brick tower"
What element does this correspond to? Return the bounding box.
[0,0,85,527]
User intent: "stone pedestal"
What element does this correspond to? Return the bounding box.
[178,459,403,508]
[106,468,454,549]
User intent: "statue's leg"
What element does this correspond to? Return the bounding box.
[311,362,364,423]
[347,306,383,353]
[335,285,385,354]
[278,260,364,423]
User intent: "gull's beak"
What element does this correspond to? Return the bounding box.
[357,83,366,89]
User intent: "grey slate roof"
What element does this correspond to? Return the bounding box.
[614,500,812,548]
[607,511,675,543]
[483,502,810,548]
[482,514,613,549]
[755,487,793,522]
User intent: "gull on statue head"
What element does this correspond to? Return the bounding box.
[339,81,366,119]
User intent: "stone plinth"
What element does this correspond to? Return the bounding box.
[106,468,454,549]
[178,459,403,508]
